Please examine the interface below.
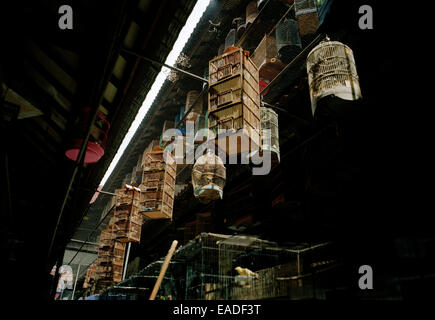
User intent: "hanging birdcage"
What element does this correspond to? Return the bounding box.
[295,0,319,36]
[251,34,287,91]
[218,43,225,56]
[306,37,362,116]
[261,107,280,163]
[185,90,203,123]
[194,113,208,143]
[275,18,302,64]
[225,29,237,52]
[246,1,258,27]
[192,151,226,203]
[234,17,246,38]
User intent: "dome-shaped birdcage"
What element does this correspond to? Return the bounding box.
[192,152,226,203]
[306,37,362,116]
[275,18,302,63]
[225,29,237,50]
[233,17,246,39]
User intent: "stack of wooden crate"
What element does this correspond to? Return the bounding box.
[94,222,126,292]
[208,48,261,155]
[114,185,143,243]
[140,146,177,220]
[83,263,96,289]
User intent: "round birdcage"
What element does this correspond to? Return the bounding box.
[225,29,237,50]
[261,107,280,162]
[192,152,226,203]
[275,18,302,63]
[306,37,362,116]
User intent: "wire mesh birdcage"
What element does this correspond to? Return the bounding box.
[99,233,341,300]
[192,151,226,203]
[233,17,246,39]
[225,29,237,51]
[306,37,362,116]
[275,18,302,64]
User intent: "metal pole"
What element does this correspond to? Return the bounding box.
[72,264,81,300]
[122,243,132,281]
[267,4,294,36]
[77,186,118,196]
[67,204,116,265]
[121,48,209,83]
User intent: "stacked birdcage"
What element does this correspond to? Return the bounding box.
[114,185,143,243]
[208,48,261,155]
[83,264,97,289]
[95,221,127,292]
[140,146,177,219]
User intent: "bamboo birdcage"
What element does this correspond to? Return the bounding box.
[140,147,176,220]
[208,48,261,155]
[113,185,143,243]
[194,114,208,143]
[225,29,237,51]
[275,18,302,64]
[185,90,203,123]
[306,38,362,116]
[246,1,258,26]
[160,120,175,148]
[261,107,280,163]
[251,34,287,85]
[192,151,226,203]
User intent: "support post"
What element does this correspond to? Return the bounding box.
[122,242,132,281]
[72,264,81,300]
[149,240,178,300]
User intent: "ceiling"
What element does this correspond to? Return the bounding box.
[1,0,197,299]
